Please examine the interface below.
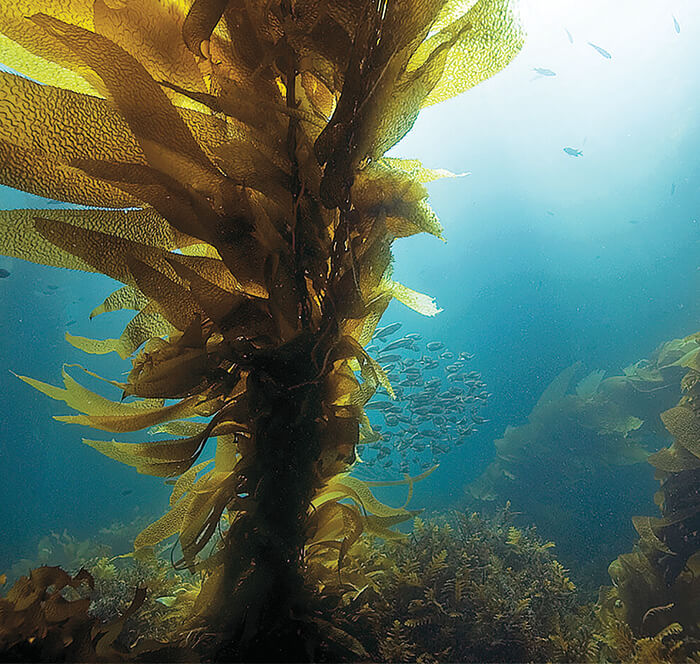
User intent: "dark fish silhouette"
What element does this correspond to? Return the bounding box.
[588,42,612,59]
[672,15,680,33]
[372,322,402,340]
[121,489,133,496]
[563,147,583,157]
[0,268,10,278]
[671,183,676,196]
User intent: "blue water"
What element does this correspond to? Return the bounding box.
[1,0,699,585]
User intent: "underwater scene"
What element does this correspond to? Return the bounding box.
[0,0,699,661]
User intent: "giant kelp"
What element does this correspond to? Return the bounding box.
[468,340,692,586]
[0,0,523,659]
[600,333,700,656]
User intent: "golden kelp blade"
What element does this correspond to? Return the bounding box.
[0,208,191,272]
[0,0,99,93]
[89,286,149,319]
[418,0,525,107]
[14,365,209,432]
[66,308,175,360]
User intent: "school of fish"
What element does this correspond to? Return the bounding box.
[355,322,490,479]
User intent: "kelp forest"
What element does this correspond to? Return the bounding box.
[0,0,698,662]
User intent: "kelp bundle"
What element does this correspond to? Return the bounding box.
[0,0,522,658]
[602,335,700,645]
[468,343,694,581]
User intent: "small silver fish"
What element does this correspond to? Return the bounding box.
[376,353,402,364]
[565,28,574,43]
[532,67,556,77]
[588,42,612,59]
[373,322,402,340]
[563,147,583,157]
[426,341,444,351]
[365,401,394,411]
[382,337,416,352]
[672,15,680,34]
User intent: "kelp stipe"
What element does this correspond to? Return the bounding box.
[0,0,523,659]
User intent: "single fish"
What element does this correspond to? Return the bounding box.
[628,219,640,225]
[426,341,444,351]
[671,182,676,196]
[372,322,402,340]
[565,28,574,43]
[588,42,612,59]
[563,147,583,157]
[382,337,416,352]
[546,211,555,217]
[532,67,556,77]
[672,15,680,34]
[375,353,402,364]
[121,489,133,496]
[365,401,394,411]
[0,268,10,278]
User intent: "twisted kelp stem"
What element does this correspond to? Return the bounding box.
[196,341,328,660]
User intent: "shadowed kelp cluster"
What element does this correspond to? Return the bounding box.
[0,0,523,659]
[468,339,697,586]
[599,334,700,662]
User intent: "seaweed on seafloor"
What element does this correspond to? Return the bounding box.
[0,565,182,662]
[0,0,524,660]
[2,521,207,655]
[319,506,598,664]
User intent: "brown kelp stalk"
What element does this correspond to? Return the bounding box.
[0,0,523,659]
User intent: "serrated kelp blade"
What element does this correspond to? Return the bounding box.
[0,139,138,208]
[67,308,175,359]
[55,395,207,433]
[0,2,102,93]
[14,365,163,418]
[29,13,224,200]
[391,281,442,316]
[90,286,149,319]
[418,0,525,108]
[134,493,196,549]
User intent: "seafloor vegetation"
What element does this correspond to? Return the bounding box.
[0,0,699,661]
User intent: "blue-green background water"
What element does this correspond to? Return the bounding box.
[1,0,699,586]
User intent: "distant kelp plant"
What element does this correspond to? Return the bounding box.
[0,0,523,660]
[598,333,700,662]
[469,340,693,587]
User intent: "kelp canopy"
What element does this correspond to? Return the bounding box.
[0,0,523,659]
